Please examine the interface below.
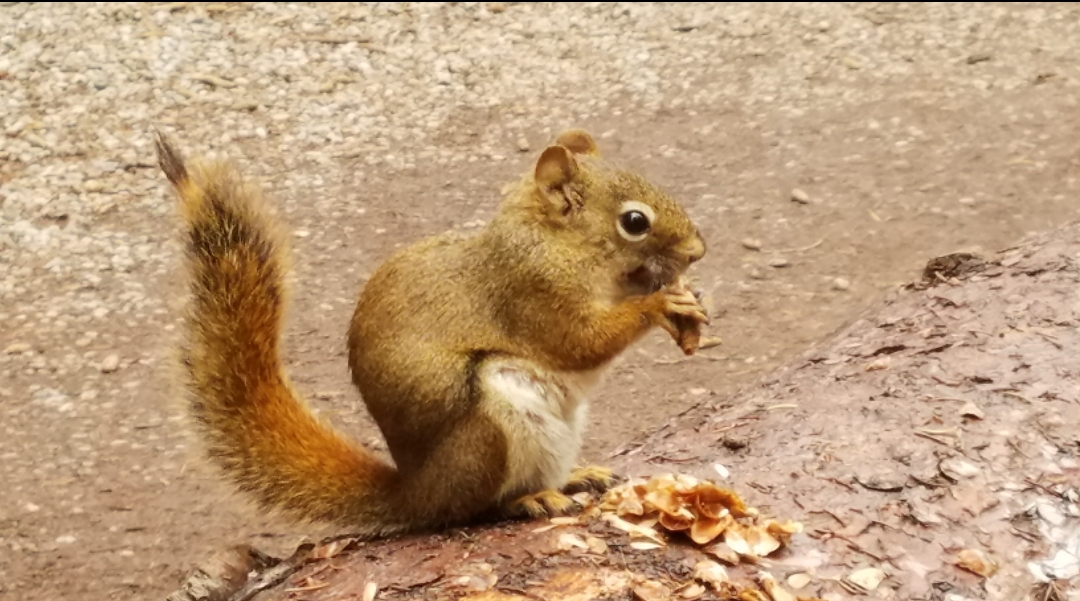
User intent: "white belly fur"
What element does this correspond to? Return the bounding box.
[478,358,609,501]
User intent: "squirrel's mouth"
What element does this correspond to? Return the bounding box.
[624,256,681,296]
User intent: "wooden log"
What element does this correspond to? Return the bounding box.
[167,221,1080,601]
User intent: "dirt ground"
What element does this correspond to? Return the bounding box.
[2,3,1080,601]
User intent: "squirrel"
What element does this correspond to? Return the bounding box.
[155,128,709,537]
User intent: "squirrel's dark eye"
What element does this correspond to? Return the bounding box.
[619,210,651,239]
[617,201,655,242]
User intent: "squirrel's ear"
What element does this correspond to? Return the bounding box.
[535,145,576,190]
[554,128,600,157]
[533,145,580,215]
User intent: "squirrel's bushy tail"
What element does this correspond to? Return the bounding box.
[156,133,402,532]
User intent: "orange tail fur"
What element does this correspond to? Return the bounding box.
[156,133,405,533]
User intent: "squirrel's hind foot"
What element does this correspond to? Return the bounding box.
[503,489,579,519]
[562,465,620,495]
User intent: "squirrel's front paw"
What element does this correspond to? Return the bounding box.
[503,489,579,519]
[662,286,710,325]
[653,284,710,355]
[656,286,709,335]
[562,465,620,495]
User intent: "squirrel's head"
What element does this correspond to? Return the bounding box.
[514,128,705,296]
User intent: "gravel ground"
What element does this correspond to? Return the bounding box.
[2,3,1079,600]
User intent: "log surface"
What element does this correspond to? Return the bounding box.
[168,221,1080,601]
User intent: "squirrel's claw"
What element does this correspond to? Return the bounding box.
[503,489,580,519]
[562,465,620,495]
[663,287,711,326]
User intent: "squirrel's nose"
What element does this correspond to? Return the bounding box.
[680,232,706,264]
